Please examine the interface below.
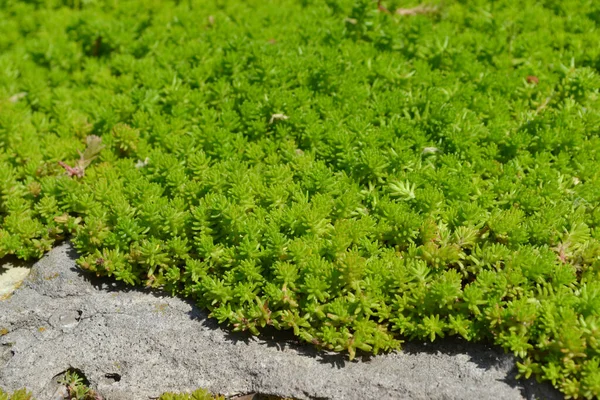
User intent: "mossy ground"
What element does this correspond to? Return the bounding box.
[1,0,600,397]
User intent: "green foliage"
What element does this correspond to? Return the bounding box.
[158,389,224,400]
[0,389,33,400]
[1,0,600,397]
[57,370,99,400]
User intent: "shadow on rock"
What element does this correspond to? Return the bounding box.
[63,241,561,399]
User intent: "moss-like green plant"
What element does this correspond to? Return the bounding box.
[158,389,224,400]
[1,0,600,397]
[0,389,33,400]
[57,370,100,400]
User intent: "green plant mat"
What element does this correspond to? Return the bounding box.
[0,388,33,400]
[1,0,599,397]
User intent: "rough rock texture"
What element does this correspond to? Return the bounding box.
[0,242,562,400]
[0,262,30,300]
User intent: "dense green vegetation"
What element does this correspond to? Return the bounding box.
[1,0,599,397]
[0,388,32,400]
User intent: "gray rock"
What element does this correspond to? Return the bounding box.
[0,242,562,400]
[0,261,30,300]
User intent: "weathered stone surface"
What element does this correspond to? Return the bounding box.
[0,262,30,300]
[0,242,562,400]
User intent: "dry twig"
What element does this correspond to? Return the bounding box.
[396,4,438,16]
[59,135,105,178]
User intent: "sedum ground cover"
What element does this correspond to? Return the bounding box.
[1,0,600,396]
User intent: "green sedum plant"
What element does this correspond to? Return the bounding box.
[158,389,224,400]
[0,389,33,400]
[1,0,600,397]
[57,370,101,400]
